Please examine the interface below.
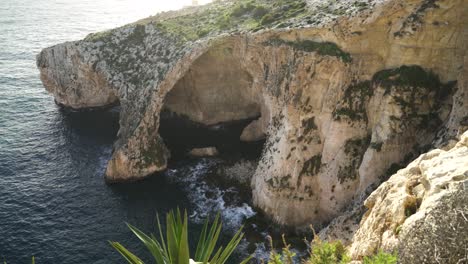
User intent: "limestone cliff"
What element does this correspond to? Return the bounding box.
[349,131,468,263]
[37,0,468,229]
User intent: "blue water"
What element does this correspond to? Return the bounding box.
[0,1,260,263]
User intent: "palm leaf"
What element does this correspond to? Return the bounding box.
[210,227,245,264]
[110,241,145,264]
[111,209,249,264]
[156,214,169,259]
[197,213,222,263]
[167,210,181,263]
[239,255,253,264]
[194,215,210,261]
[127,224,167,263]
[177,211,190,264]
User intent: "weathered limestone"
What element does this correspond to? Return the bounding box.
[37,0,468,229]
[348,131,468,263]
[240,119,266,142]
[163,44,261,125]
[37,42,119,109]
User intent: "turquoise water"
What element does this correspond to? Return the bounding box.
[0,1,261,263]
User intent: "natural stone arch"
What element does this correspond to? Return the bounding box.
[158,39,268,155]
[162,42,261,125]
[105,37,269,182]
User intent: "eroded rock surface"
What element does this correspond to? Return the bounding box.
[37,42,119,109]
[349,131,468,263]
[37,0,468,228]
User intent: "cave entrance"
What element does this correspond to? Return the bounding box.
[158,43,266,162]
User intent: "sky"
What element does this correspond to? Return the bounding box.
[85,0,215,30]
[143,0,213,13]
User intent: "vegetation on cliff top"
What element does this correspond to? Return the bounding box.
[81,0,358,92]
[85,0,376,43]
[151,0,310,42]
[147,0,377,42]
[264,38,352,63]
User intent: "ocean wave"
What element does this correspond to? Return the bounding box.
[166,158,257,231]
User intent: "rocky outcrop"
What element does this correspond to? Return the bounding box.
[348,131,468,263]
[188,147,219,157]
[37,0,468,228]
[37,42,119,109]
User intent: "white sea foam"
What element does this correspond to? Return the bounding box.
[166,158,256,230]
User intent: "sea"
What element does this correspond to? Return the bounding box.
[0,0,269,263]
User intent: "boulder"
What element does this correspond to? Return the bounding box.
[188,147,219,157]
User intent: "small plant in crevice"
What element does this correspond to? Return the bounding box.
[304,229,350,264]
[363,251,397,264]
[110,209,251,264]
[266,228,350,264]
[265,229,399,264]
[267,235,296,264]
[394,225,402,236]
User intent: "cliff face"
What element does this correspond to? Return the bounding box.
[37,42,119,109]
[349,131,468,263]
[37,0,468,229]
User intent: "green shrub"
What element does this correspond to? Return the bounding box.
[305,235,350,264]
[260,14,275,25]
[217,14,232,30]
[363,251,398,264]
[372,66,440,91]
[252,6,269,19]
[231,1,256,17]
[264,38,352,63]
[110,209,251,264]
[267,235,296,264]
[266,231,398,264]
[267,231,350,264]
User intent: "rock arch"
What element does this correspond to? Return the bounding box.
[105,37,269,182]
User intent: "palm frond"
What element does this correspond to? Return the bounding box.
[111,209,250,264]
[110,241,145,264]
